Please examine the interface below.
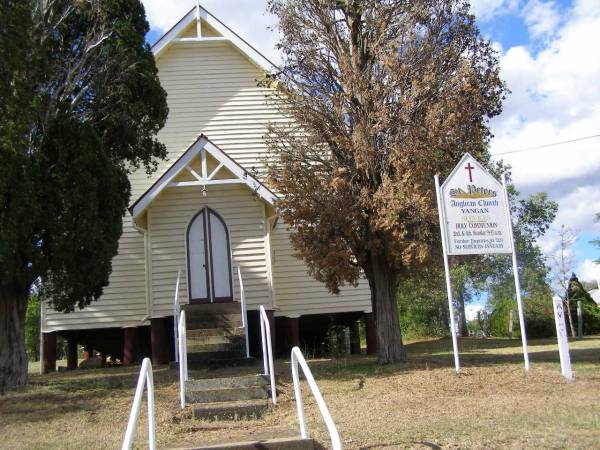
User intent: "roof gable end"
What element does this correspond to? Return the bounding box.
[129,135,278,222]
[151,4,277,72]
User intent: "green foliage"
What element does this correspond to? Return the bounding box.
[567,273,600,335]
[524,289,555,338]
[397,267,449,339]
[485,191,558,338]
[489,297,518,338]
[0,0,167,308]
[0,0,167,387]
[25,296,41,361]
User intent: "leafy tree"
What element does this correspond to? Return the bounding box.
[566,273,600,335]
[0,0,168,390]
[265,0,507,362]
[397,267,449,339]
[25,296,41,361]
[485,192,557,338]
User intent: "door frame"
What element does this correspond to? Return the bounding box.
[185,207,234,304]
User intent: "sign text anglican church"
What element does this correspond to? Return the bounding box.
[440,153,511,255]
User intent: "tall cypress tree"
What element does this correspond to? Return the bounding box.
[0,0,168,390]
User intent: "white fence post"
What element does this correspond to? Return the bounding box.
[122,358,155,450]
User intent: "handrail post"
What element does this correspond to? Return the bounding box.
[291,351,307,439]
[173,270,181,363]
[290,347,342,450]
[122,358,156,450]
[259,305,277,405]
[178,310,188,409]
[260,312,268,375]
[237,267,250,358]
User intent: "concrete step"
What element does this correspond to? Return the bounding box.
[183,303,241,315]
[186,357,257,369]
[187,351,246,362]
[187,342,240,353]
[192,399,268,421]
[172,437,315,450]
[186,386,268,403]
[187,319,243,331]
[186,375,268,391]
[187,330,243,344]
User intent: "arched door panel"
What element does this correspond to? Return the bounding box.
[208,210,233,301]
[186,208,233,303]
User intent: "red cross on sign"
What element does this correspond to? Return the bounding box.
[464,162,475,182]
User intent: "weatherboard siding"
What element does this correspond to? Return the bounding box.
[128,41,281,200]
[43,216,148,332]
[148,184,271,317]
[43,37,372,333]
[270,224,372,317]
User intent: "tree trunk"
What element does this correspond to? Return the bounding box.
[368,250,406,364]
[0,285,28,392]
[564,299,576,338]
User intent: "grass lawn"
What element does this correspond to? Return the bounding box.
[1,336,599,449]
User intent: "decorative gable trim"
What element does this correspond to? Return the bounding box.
[129,135,278,222]
[151,5,277,72]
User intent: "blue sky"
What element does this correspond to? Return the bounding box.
[141,1,600,316]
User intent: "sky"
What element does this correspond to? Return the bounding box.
[141,0,600,315]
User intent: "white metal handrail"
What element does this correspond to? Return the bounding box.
[178,309,188,409]
[237,267,250,358]
[291,347,341,450]
[122,358,156,450]
[259,305,277,405]
[173,270,181,363]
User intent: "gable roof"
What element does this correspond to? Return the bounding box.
[151,4,278,72]
[129,135,278,221]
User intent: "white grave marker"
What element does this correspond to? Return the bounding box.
[435,153,530,374]
[552,296,573,380]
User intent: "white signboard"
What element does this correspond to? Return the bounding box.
[552,296,573,380]
[440,153,512,255]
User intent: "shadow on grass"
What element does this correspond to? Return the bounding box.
[0,364,181,426]
[285,336,600,382]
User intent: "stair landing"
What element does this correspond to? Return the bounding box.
[170,436,314,450]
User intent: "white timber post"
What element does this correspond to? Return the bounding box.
[501,173,530,372]
[552,296,573,380]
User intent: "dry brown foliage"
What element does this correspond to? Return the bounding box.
[264,0,507,362]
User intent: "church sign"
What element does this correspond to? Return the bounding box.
[434,153,530,375]
[439,153,512,255]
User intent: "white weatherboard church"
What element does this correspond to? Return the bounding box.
[41,5,375,370]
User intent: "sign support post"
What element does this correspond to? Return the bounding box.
[501,174,530,372]
[435,174,460,375]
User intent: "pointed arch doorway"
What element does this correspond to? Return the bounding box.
[186,207,233,303]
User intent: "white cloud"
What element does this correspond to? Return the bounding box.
[141,0,281,63]
[577,258,600,283]
[488,0,600,254]
[522,0,561,39]
[470,0,520,22]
